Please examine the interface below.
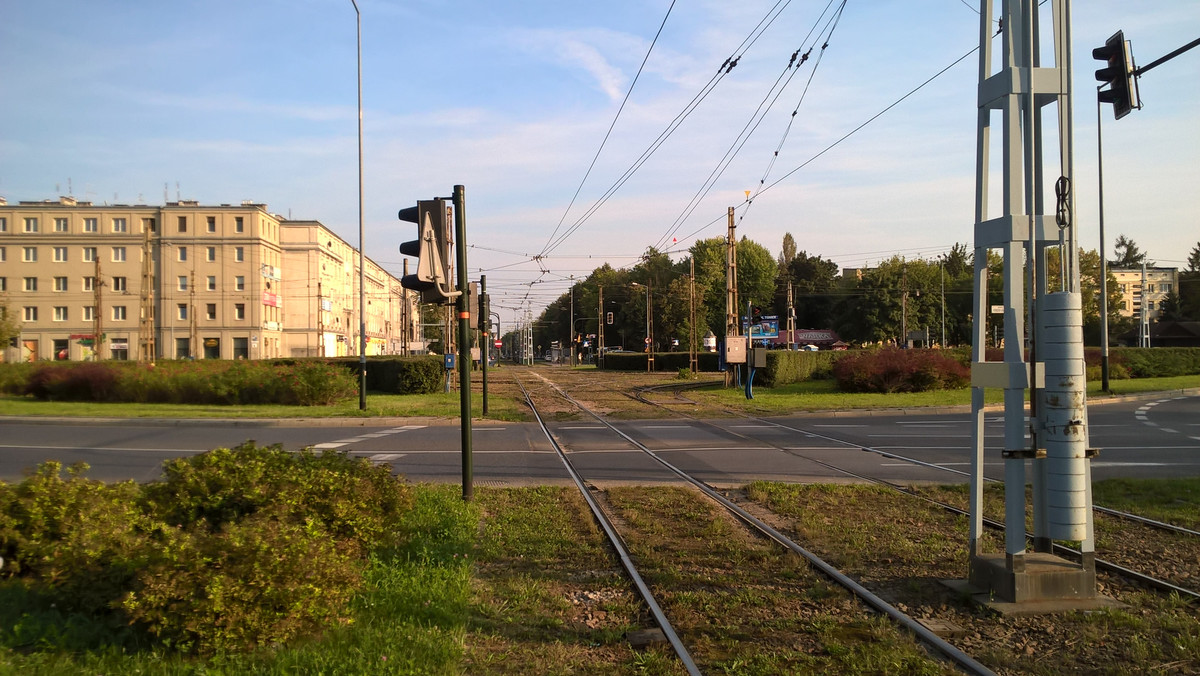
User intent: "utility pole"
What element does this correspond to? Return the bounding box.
[786,280,795,351]
[317,281,325,357]
[646,281,654,372]
[725,207,738,387]
[138,221,155,363]
[93,256,103,361]
[569,281,574,367]
[597,285,604,358]
[189,270,197,358]
[689,258,698,373]
[452,185,473,502]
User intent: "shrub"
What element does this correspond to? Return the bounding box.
[143,442,414,550]
[0,462,158,615]
[396,357,445,394]
[279,360,358,405]
[833,348,969,393]
[121,506,362,654]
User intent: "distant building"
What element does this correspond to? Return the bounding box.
[1110,266,1178,321]
[0,197,420,362]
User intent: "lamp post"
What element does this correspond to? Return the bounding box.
[350,0,366,410]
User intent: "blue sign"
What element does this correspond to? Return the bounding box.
[443,353,456,370]
[743,315,779,339]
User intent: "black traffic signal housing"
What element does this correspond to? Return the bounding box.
[1093,30,1138,120]
[398,199,455,304]
[477,292,489,332]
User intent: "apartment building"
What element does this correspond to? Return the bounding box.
[1110,266,1178,321]
[0,197,419,362]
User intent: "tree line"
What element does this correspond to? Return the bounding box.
[521,234,1200,354]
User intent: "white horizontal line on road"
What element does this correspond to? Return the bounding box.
[369,453,406,461]
[558,426,606,430]
[639,425,693,429]
[869,434,971,438]
[0,444,206,453]
[312,443,348,449]
[811,424,866,428]
[472,427,506,431]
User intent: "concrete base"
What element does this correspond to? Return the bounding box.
[941,552,1123,616]
[969,552,1094,603]
[943,578,1125,617]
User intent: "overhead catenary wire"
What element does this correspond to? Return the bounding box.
[540,0,677,257]
[539,0,797,258]
[652,0,846,252]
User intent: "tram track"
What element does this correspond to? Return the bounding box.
[515,372,997,676]
[622,380,1200,603]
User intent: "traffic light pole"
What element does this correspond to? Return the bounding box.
[453,185,473,502]
[480,274,488,417]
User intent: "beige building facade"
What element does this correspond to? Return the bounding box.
[0,197,420,362]
[1110,266,1178,321]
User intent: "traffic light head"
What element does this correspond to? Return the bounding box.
[1093,30,1137,120]
[398,199,454,303]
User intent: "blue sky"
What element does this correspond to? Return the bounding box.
[2,1,1196,328]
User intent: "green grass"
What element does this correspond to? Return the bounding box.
[1091,477,1200,530]
[0,484,479,675]
[691,374,1200,415]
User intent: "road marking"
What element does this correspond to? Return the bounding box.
[558,426,606,430]
[312,442,349,449]
[811,424,866,428]
[369,453,406,462]
[0,444,205,453]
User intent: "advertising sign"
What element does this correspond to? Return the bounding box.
[744,315,779,339]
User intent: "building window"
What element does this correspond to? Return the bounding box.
[0,247,5,262]
[83,306,95,321]
[207,216,216,233]
[234,303,245,320]
[112,276,127,292]
[53,306,68,322]
[1148,301,1156,311]
[178,246,187,262]
[206,246,216,262]
[54,218,69,232]
[112,306,127,321]
[53,276,68,292]
[206,303,216,320]
[178,304,188,320]
[113,218,128,233]
[112,246,126,262]
[1147,284,1156,293]
[235,217,244,233]
[83,276,95,291]
[23,307,37,322]
[0,278,5,292]
[84,217,98,233]
[235,275,245,291]
[233,337,249,359]
[176,338,190,359]
[0,217,6,232]
[207,275,216,291]
[23,217,38,233]
[53,246,68,262]
[23,247,37,262]
[83,247,97,262]
[234,247,244,262]
[177,216,187,233]
[178,276,188,291]
[23,277,37,292]
[142,218,156,233]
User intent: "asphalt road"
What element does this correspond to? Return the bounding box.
[0,394,1196,485]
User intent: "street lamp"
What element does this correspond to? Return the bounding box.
[350,0,366,410]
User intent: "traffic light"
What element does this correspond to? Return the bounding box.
[398,199,455,303]
[477,292,489,331]
[1093,30,1138,120]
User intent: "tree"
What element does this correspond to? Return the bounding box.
[736,236,778,317]
[778,232,797,268]
[1178,241,1200,321]
[1110,234,1151,269]
[777,251,839,329]
[0,296,20,353]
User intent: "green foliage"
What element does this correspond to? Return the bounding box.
[145,443,414,549]
[12,360,358,406]
[121,506,362,654]
[0,443,418,656]
[676,367,695,380]
[0,463,155,615]
[331,356,444,394]
[833,348,969,393]
[1109,347,1200,378]
[758,350,844,387]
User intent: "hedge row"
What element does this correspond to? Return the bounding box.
[10,360,356,406]
[0,444,415,654]
[323,356,444,395]
[600,351,722,372]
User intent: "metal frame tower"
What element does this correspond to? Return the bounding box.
[964,0,1106,607]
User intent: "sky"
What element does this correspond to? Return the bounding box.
[2,1,1197,330]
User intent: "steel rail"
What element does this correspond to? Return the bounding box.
[515,377,702,676]
[533,374,997,676]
